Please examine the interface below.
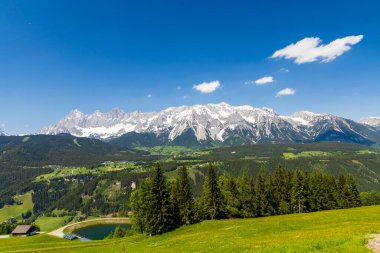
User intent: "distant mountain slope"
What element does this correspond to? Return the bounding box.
[0,134,133,167]
[360,117,380,129]
[0,129,7,136]
[41,103,380,146]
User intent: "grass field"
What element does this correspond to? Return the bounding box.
[283,151,337,159]
[35,216,71,232]
[1,205,380,252]
[34,162,145,182]
[0,192,33,222]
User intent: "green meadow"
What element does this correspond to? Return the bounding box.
[0,192,33,222]
[283,151,337,159]
[35,216,72,232]
[1,205,380,253]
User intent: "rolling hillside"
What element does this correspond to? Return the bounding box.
[1,205,380,252]
[1,136,380,223]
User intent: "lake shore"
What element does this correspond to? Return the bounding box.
[48,217,131,238]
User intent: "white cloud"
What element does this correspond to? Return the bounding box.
[271,35,363,64]
[254,76,274,85]
[193,80,221,94]
[147,94,152,98]
[276,88,295,97]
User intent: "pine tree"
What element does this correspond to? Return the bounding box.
[201,163,225,220]
[337,174,347,208]
[176,166,195,224]
[220,176,240,217]
[146,162,175,235]
[169,180,181,228]
[325,174,338,210]
[309,171,323,211]
[290,168,307,213]
[236,174,257,217]
[255,169,268,216]
[130,179,152,233]
[345,174,362,207]
[273,166,292,214]
[267,175,280,215]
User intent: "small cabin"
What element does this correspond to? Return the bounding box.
[11,225,36,237]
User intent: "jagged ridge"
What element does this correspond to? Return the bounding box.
[40,103,380,146]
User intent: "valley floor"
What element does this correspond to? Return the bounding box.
[2,205,380,253]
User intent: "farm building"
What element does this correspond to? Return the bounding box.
[11,225,37,237]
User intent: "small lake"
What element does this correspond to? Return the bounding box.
[73,224,132,240]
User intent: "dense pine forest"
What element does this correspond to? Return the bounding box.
[130,163,362,235]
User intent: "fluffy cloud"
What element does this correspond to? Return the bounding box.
[276,88,295,97]
[193,80,221,94]
[255,76,274,85]
[271,35,363,64]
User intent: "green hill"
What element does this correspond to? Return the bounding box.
[1,205,380,252]
[0,192,33,222]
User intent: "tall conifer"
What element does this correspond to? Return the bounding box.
[346,174,362,207]
[176,166,195,224]
[201,163,225,219]
[255,169,268,216]
[146,162,174,235]
[237,174,257,217]
[290,168,307,213]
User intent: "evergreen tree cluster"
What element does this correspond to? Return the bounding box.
[130,163,362,236]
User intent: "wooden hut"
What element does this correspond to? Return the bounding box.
[11,225,36,237]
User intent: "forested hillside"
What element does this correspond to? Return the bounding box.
[1,135,380,226]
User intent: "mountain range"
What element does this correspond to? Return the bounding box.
[40,103,380,147]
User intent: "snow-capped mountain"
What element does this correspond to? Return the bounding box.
[41,103,380,146]
[360,117,380,128]
[0,129,7,136]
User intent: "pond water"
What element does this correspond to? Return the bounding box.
[73,224,132,240]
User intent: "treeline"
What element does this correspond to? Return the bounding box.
[130,163,362,235]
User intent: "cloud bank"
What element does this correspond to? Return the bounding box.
[271,35,363,64]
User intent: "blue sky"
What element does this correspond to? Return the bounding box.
[1,0,380,134]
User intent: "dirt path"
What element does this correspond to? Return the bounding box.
[48,217,130,238]
[368,234,380,252]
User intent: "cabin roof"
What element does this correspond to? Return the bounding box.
[12,225,34,234]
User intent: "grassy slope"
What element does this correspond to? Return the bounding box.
[1,205,380,253]
[0,192,33,222]
[35,216,71,232]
